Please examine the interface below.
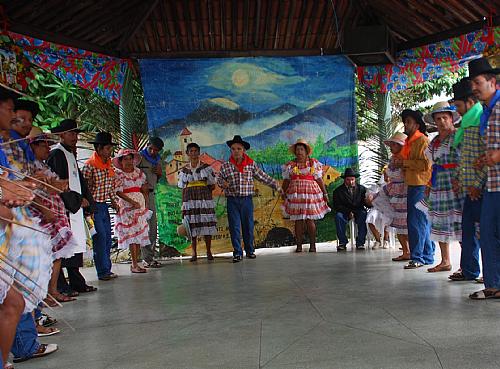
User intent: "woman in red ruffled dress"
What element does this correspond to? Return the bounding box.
[282,139,330,253]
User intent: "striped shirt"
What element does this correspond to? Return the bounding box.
[81,165,119,203]
[217,161,277,197]
[485,101,500,192]
[458,125,487,191]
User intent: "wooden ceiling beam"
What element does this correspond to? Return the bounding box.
[158,0,173,52]
[194,0,206,51]
[116,0,160,50]
[432,0,474,24]
[8,21,120,57]
[253,0,261,48]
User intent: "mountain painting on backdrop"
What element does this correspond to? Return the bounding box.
[139,56,357,254]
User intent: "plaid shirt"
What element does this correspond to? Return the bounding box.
[217,161,277,197]
[485,101,500,192]
[4,141,34,176]
[81,164,119,203]
[458,125,487,191]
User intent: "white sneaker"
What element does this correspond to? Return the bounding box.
[382,241,389,249]
[372,241,381,250]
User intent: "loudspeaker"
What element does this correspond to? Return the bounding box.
[343,25,396,66]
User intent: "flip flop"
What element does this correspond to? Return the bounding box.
[469,289,500,300]
[392,255,410,262]
[78,285,98,293]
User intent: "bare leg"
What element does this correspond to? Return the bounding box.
[306,220,317,252]
[0,288,24,366]
[428,242,451,272]
[368,223,381,242]
[190,237,197,261]
[294,220,304,252]
[398,234,410,256]
[204,236,213,260]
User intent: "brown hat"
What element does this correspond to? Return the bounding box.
[289,138,312,155]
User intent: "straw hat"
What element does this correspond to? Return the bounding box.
[423,101,461,126]
[383,132,407,146]
[27,126,57,145]
[112,148,141,169]
[288,138,312,155]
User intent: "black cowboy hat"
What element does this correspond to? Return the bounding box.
[450,78,474,102]
[226,135,250,150]
[14,99,39,118]
[340,167,360,178]
[50,118,83,134]
[88,132,118,146]
[468,57,500,79]
[0,85,20,102]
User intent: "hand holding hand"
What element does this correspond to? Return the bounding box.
[467,186,482,201]
[485,150,500,167]
[474,154,486,169]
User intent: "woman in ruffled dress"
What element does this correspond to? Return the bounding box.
[28,128,79,305]
[282,139,330,253]
[178,143,217,262]
[113,149,151,274]
[419,102,463,272]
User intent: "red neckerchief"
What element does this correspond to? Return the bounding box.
[401,130,424,160]
[230,153,254,173]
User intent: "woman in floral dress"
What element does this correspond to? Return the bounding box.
[113,149,151,273]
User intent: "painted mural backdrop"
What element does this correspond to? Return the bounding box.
[139,56,357,254]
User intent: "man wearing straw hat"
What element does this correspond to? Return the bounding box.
[47,119,96,295]
[467,57,500,300]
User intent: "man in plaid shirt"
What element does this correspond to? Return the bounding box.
[467,58,500,300]
[449,78,485,282]
[217,135,281,262]
[82,132,119,281]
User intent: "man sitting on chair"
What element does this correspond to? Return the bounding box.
[332,168,370,251]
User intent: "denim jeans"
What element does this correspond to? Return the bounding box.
[11,313,39,359]
[92,202,113,278]
[335,210,367,246]
[407,185,435,264]
[480,191,500,289]
[227,196,254,256]
[460,195,482,279]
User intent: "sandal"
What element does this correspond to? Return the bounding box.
[144,260,162,268]
[43,297,59,308]
[469,288,500,300]
[37,313,57,327]
[54,293,76,303]
[77,285,98,293]
[448,271,467,281]
[131,266,146,273]
[427,264,452,273]
[64,290,79,298]
[37,326,60,337]
[13,343,58,363]
[392,255,410,262]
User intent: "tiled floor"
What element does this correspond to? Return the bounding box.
[20,243,499,369]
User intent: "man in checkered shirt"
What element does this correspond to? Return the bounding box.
[217,135,281,263]
[467,57,500,300]
[82,132,119,281]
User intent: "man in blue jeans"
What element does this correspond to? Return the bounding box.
[82,132,119,280]
[217,135,280,263]
[394,109,435,269]
[467,58,500,300]
[332,168,369,251]
[11,313,57,363]
[449,78,485,282]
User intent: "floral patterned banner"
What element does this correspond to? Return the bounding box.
[358,26,500,93]
[0,33,35,92]
[7,31,129,104]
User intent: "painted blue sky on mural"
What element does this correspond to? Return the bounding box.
[139,55,356,160]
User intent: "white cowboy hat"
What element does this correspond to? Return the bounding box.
[423,101,461,126]
[383,132,407,146]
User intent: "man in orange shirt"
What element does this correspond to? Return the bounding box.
[394,109,435,269]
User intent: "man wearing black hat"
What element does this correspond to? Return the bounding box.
[448,78,485,282]
[47,119,97,294]
[138,137,164,268]
[467,57,500,299]
[82,132,120,280]
[332,168,369,250]
[217,135,280,262]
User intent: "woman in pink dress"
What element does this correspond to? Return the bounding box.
[113,149,151,274]
[282,139,330,252]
